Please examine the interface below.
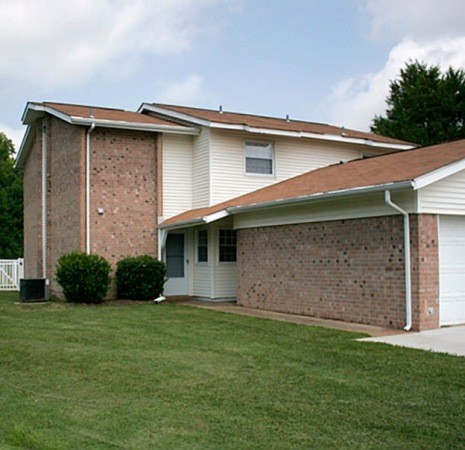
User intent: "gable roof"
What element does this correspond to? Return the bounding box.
[22,102,199,131]
[161,138,465,229]
[16,102,200,169]
[140,103,414,149]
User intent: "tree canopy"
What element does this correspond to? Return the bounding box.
[0,132,23,258]
[371,61,465,146]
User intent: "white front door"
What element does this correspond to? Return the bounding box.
[164,232,189,296]
[439,215,465,325]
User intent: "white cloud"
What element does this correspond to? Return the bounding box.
[366,0,465,40]
[158,75,204,104]
[0,0,230,87]
[0,123,26,152]
[325,1,465,131]
[326,37,465,131]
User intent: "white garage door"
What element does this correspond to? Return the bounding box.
[439,215,465,325]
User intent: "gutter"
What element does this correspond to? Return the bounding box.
[384,190,412,331]
[86,123,96,254]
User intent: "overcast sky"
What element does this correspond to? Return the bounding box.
[2,0,465,149]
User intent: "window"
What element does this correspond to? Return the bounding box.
[197,230,208,263]
[245,141,274,175]
[219,229,237,262]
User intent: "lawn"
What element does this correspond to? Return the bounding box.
[0,292,464,449]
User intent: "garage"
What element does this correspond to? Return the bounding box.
[438,215,465,325]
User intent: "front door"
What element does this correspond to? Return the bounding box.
[164,233,189,295]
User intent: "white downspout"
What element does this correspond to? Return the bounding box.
[384,190,412,331]
[41,122,47,278]
[86,123,96,254]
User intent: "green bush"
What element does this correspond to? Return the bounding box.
[116,255,166,300]
[56,251,111,304]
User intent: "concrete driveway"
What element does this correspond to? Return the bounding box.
[359,325,465,357]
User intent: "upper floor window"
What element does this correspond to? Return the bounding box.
[219,229,237,262]
[197,229,208,263]
[245,142,274,175]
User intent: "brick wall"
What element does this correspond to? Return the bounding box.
[23,122,43,278]
[23,117,159,298]
[410,214,439,330]
[237,215,438,330]
[47,117,85,294]
[89,128,158,296]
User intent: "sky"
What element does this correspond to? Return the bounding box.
[2,0,465,150]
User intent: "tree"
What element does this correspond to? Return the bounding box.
[0,132,23,258]
[371,61,465,146]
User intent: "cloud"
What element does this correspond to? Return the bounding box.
[157,75,204,105]
[326,37,465,131]
[325,1,465,131]
[366,0,465,40]
[0,123,26,152]
[0,0,231,87]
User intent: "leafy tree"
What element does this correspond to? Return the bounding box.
[0,132,23,258]
[371,61,465,146]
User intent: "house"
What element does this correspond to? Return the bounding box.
[22,100,465,331]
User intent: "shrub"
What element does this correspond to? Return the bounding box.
[56,251,111,304]
[116,255,166,300]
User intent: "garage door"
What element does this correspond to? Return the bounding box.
[439,215,465,325]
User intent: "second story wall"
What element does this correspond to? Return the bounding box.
[193,128,210,208]
[162,133,194,218]
[209,129,377,205]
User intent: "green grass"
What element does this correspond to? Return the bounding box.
[0,292,464,449]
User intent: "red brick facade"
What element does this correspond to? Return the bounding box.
[23,115,159,297]
[237,215,439,330]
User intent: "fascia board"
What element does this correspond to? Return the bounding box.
[70,117,200,135]
[227,181,414,214]
[14,125,32,169]
[413,158,465,189]
[209,122,414,150]
[22,103,73,125]
[138,103,211,127]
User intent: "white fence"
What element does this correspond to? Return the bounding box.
[0,259,24,291]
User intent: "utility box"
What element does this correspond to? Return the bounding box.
[20,279,49,302]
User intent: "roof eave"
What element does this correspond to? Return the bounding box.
[70,117,200,135]
[227,181,415,215]
[160,180,415,229]
[209,122,414,150]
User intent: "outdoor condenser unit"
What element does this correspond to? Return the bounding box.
[20,279,49,302]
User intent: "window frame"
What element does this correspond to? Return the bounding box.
[196,229,209,265]
[244,141,275,177]
[218,229,237,264]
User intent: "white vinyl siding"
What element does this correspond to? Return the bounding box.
[193,265,211,298]
[190,219,237,299]
[162,134,194,218]
[234,191,416,230]
[193,128,210,208]
[418,170,465,214]
[210,129,369,205]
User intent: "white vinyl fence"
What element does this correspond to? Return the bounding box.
[0,258,24,291]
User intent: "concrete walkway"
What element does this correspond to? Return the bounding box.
[173,299,402,337]
[359,325,465,357]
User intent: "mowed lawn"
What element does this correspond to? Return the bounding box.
[0,292,464,449]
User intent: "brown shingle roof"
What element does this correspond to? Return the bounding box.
[151,103,413,146]
[41,102,184,127]
[161,139,465,228]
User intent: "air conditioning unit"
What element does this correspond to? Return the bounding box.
[20,279,49,302]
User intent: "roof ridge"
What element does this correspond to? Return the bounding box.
[43,101,133,114]
[152,103,333,127]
